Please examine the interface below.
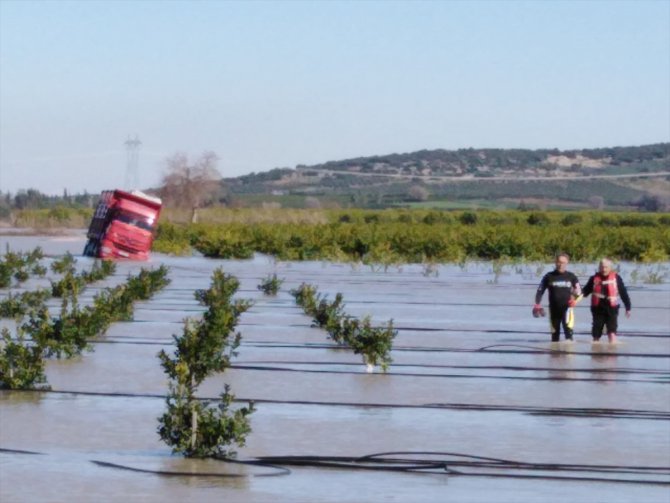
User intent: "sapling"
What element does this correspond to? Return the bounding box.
[0,247,46,288]
[158,268,254,458]
[51,255,116,297]
[0,328,49,390]
[0,289,50,319]
[348,317,397,373]
[290,283,317,312]
[291,282,397,372]
[257,274,284,295]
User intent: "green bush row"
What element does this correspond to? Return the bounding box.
[291,283,397,372]
[0,247,46,288]
[0,265,171,389]
[50,253,117,298]
[154,210,670,263]
[0,289,51,319]
[10,207,93,229]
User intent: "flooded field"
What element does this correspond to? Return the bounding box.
[1,232,669,502]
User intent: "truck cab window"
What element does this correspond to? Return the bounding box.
[115,211,153,231]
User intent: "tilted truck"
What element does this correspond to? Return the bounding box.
[83,190,162,260]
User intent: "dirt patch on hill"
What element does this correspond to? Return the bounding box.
[545,155,608,168]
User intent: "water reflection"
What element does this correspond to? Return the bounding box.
[589,343,619,383]
[546,342,577,380]
[0,389,46,406]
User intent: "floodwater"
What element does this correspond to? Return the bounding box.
[1,231,669,502]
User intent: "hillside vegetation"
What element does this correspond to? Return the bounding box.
[1,144,668,216]
[227,143,669,210]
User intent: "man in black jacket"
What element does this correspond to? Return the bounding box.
[534,253,582,342]
[582,258,631,344]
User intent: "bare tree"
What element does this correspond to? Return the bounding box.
[588,195,605,210]
[408,185,429,201]
[161,151,222,222]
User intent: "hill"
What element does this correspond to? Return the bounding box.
[226,143,670,210]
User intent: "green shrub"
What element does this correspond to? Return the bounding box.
[0,328,49,390]
[0,247,46,288]
[527,212,550,226]
[459,211,478,225]
[153,222,193,256]
[291,283,397,371]
[158,268,254,458]
[561,214,583,226]
[257,274,284,295]
[0,289,51,319]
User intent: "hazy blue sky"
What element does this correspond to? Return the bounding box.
[1,0,668,195]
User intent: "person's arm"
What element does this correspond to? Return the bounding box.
[617,275,632,312]
[572,280,582,296]
[569,274,583,305]
[582,276,594,298]
[535,275,548,305]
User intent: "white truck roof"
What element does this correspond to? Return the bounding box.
[130,190,162,205]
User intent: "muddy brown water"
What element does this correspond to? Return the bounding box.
[1,232,669,502]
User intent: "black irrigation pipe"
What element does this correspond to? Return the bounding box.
[253,451,670,486]
[234,359,670,375]
[90,458,291,478]
[259,451,670,476]
[254,455,450,474]
[388,327,670,338]
[8,389,670,421]
[243,398,670,421]
[130,296,669,311]
[89,322,670,341]
[385,342,670,359]
[0,447,290,478]
[0,447,44,455]
[5,332,668,360]
[474,343,670,358]
[249,322,670,339]
[11,332,665,379]
[49,337,670,360]
[290,299,669,311]
[239,341,670,359]
[358,450,670,473]
[56,309,669,339]
[3,447,668,486]
[24,313,666,338]
[227,363,669,384]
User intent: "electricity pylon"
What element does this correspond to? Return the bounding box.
[124,135,142,189]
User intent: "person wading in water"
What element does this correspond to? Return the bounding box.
[582,258,631,344]
[534,253,582,342]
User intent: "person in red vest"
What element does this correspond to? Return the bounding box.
[582,258,631,344]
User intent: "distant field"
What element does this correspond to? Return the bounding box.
[227,177,655,211]
[401,199,634,212]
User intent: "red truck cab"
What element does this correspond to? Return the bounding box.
[84,190,162,260]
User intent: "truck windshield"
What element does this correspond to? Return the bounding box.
[114,211,154,231]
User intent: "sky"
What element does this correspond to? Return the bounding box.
[0,0,669,195]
